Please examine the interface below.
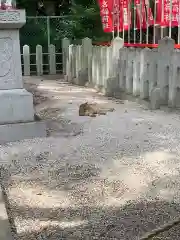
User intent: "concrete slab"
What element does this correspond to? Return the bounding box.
[0,121,46,144]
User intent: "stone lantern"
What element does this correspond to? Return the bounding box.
[0,7,46,143]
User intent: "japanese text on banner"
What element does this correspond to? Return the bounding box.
[135,0,154,29]
[98,0,113,32]
[156,0,180,26]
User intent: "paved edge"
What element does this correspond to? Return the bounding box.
[0,121,46,144]
[0,186,13,239]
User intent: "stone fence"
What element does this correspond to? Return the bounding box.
[62,36,180,109]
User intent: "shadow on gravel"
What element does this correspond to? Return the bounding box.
[3,160,180,240]
[8,198,180,240]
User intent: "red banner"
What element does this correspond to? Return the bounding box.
[135,0,154,29]
[112,0,132,31]
[98,0,180,33]
[98,0,132,32]
[98,0,113,32]
[156,0,180,27]
[121,0,131,31]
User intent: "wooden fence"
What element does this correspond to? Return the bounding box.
[21,44,62,76]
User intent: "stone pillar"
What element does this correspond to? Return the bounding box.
[132,48,140,96]
[0,10,46,144]
[106,37,124,97]
[168,51,179,108]
[67,44,73,83]
[62,38,70,77]
[126,47,135,94]
[139,48,151,99]
[150,37,174,109]
[82,37,92,71]
[158,37,174,105]
[77,37,92,86]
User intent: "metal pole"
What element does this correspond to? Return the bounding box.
[153,0,157,43]
[178,0,180,44]
[169,0,172,38]
[120,0,125,40]
[160,0,165,39]
[47,16,50,48]
[128,0,131,43]
[112,0,115,38]
[140,0,142,43]
[134,0,137,43]
[145,0,149,44]
[117,0,120,37]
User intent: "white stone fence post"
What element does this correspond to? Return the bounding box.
[22,44,59,76]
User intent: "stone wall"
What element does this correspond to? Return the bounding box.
[63,36,180,110]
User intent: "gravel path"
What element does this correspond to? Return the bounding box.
[1,76,180,239]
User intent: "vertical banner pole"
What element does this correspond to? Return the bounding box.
[178,0,180,44]
[134,0,137,43]
[128,0,131,43]
[153,0,157,43]
[140,0,142,43]
[160,0,165,39]
[145,0,149,44]
[169,0,172,38]
[112,0,115,38]
[117,0,120,37]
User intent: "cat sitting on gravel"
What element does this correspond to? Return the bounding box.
[79,102,115,117]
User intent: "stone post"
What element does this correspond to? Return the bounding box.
[100,46,107,88]
[76,37,92,86]
[150,37,174,109]
[119,47,127,92]
[126,47,135,94]
[158,37,174,105]
[139,48,151,99]
[91,46,96,86]
[62,38,70,77]
[106,37,124,97]
[148,49,158,97]
[66,44,73,83]
[132,48,140,96]
[82,37,92,71]
[0,10,46,143]
[168,51,179,108]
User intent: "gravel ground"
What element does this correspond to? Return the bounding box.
[1,76,180,239]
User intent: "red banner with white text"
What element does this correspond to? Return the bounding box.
[97,0,180,33]
[135,0,154,29]
[98,0,113,32]
[156,0,180,27]
[98,0,131,32]
[121,0,131,31]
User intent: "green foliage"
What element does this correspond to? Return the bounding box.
[18,0,112,48]
[65,0,112,41]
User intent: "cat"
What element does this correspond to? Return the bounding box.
[79,102,115,117]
